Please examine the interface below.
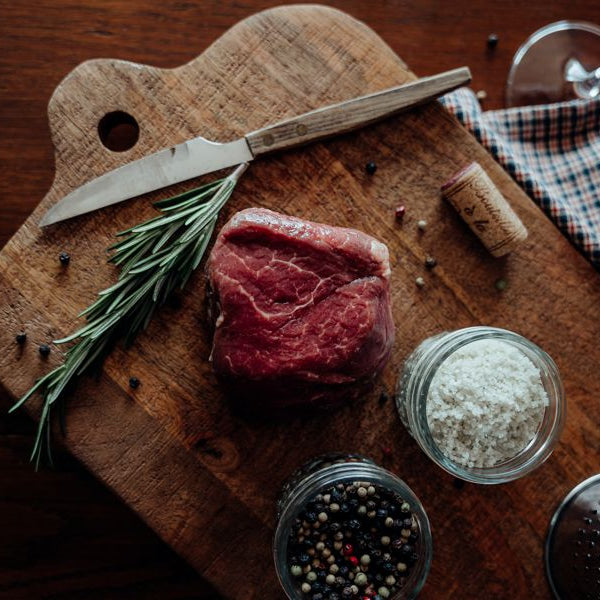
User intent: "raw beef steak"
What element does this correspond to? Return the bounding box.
[206,208,394,408]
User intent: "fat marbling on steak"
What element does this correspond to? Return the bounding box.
[206,208,394,407]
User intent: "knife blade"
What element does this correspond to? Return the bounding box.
[39,66,471,226]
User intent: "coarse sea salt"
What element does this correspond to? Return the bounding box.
[426,338,548,468]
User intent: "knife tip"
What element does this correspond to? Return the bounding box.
[38,212,55,228]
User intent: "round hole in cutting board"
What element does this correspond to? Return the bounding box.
[98,111,139,152]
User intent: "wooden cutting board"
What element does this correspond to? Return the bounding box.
[2,4,600,598]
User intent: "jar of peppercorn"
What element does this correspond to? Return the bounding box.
[273,454,432,600]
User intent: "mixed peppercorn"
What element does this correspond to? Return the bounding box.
[287,481,420,599]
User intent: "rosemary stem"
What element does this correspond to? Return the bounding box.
[11,164,247,468]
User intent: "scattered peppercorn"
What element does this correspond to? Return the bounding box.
[487,33,499,49]
[15,332,27,345]
[59,251,70,266]
[476,90,488,101]
[38,343,51,357]
[417,219,427,231]
[365,161,377,175]
[415,276,425,288]
[425,256,437,269]
[378,391,389,406]
[394,205,406,222]
[129,376,140,389]
[495,278,507,291]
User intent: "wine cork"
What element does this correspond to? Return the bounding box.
[441,162,528,257]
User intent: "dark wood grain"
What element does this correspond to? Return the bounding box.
[1,2,599,599]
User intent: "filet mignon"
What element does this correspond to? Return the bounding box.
[206,208,394,408]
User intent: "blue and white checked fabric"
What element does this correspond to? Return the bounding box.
[441,89,600,267]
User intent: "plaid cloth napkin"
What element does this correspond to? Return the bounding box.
[441,89,600,267]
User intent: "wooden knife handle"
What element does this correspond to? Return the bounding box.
[245,67,471,156]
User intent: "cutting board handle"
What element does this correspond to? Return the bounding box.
[245,67,471,156]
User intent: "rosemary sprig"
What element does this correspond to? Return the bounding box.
[10,163,248,469]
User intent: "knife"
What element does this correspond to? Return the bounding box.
[39,66,471,227]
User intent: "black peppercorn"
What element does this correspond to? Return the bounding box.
[331,489,344,503]
[129,376,140,389]
[59,251,70,266]
[340,503,350,514]
[329,593,341,600]
[366,501,376,511]
[348,519,361,530]
[425,256,437,269]
[306,511,317,523]
[299,553,311,565]
[376,508,388,519]
[365,161,377,175]
[487,33,499,49]
[382,561,394,573]
[15,332,26,344]
[312,594,324,600]
[38,343,51,357]
[378,391,389,405]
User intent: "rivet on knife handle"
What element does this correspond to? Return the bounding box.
[245,66,471,156]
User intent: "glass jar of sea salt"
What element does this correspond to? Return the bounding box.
[395,326,565,484]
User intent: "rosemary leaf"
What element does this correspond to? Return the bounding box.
[11,162,248,468]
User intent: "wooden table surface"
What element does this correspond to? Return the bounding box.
[1,1,598,599]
